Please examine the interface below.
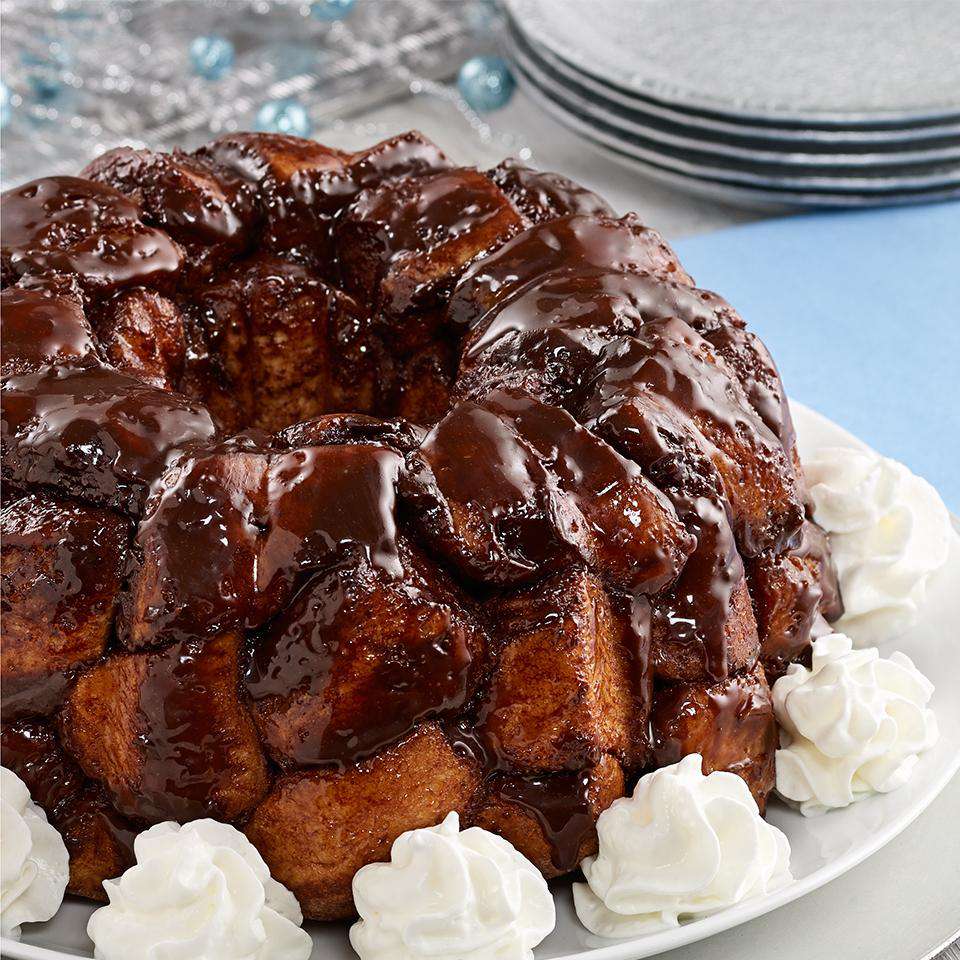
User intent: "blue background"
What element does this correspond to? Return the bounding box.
[673,203,960,512]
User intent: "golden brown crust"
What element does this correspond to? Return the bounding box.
[60,633,270,823]
[245,723,480,919]
[651,662,777,811]
[480,566,649,771]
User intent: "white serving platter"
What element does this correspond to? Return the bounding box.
[4,400,959,960]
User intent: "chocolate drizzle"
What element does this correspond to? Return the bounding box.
[448,213,691,330]
[244,549,479,768]
[493,769,596,872]
[132,634,265,822]
[1,286,98,377]
[125,442,404,649]
[487,158,614,226]
[1,364,220,515]
[1,176,183,292]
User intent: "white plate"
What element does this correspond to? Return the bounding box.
[505,0,960,124]
[4,401,959,960]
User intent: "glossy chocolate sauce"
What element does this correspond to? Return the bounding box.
[126,442,404,648]
[651,667,776,804]
[199,129,451,270]
[81,147,259,246]
[337,167,523,323]
[488,158,614,226]
[0,135,829,892]
[1,176,182,292]
[407,398,563,583]
[244,552,477,767]
[494,769,596,872]
[0,719,138,875]
[132,634,263,822]
[1,718,88,814]
[448,213,691,330]
[483,388,691,594]
[1,364,220,515]
[447,719,604,873]
[1,493,128,719]
[1,287,98,377]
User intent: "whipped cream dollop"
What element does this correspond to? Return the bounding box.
[1,767,70,941]
[805,445,951,644]
[773,632,939,816]
[87,819,311,960]
[349,811,555,960]
[573,755,791,938]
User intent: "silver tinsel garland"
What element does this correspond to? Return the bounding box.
[0,0,530,188]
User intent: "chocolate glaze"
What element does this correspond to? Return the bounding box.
[345,168,514,261]
[801,519,843,622]
[245,551,478,767]
[1,176,183,292]
[493,769,596,872]
[0,134,835,905]
[405,398,563,583]
[81,147,259,246]
[275,412,425,455]
[448,720,604,873]
[125,442,404,648]
[580,321,768,679]
[483,389,691,594]
[487,158,614,226]
[407,387,695,591]
[199,129,451,270]
[749,519,844,674]
[1,286,99,377]
[458,267,795,455]
[132,635,262,822]
[0,719,138,878]
[1,718,87,814]
[1,364,220,515]
[650,666,777,807]
[1,493,128,720]
[585,317,803,556]
[336,166,523,328]
[448,213,691,330]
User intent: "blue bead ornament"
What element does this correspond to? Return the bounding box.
[190,34,235,80]
[255,98,312,138]
[457,55,515,112]
[21,41,71,103]
[310,0,356,21]
[0,81,11,129]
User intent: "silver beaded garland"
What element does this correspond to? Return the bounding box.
[0,0,532,190]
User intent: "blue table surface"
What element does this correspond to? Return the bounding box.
[673,202,960,512]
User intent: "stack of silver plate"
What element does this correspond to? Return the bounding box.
[503,0,960,207]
